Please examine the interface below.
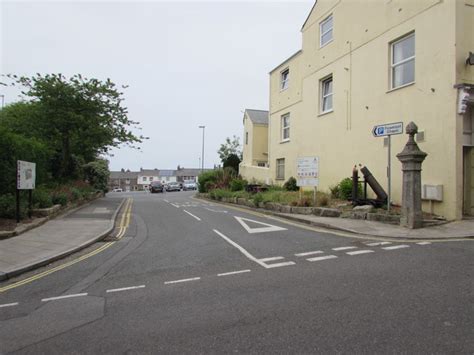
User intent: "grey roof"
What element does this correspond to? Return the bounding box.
[139,169,160,175]
[244,109,268,125]
[176,168,212,177]
[268,50,302,74]
[159,169,176,177]
[110,171,139,179]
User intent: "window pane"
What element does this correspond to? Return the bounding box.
[321,16,332,33]
[393,59,415,87]
[323,95,333,112]
[283,127,290,139]
[321,30,333,46]
[323,79,332,95]
[393,35,414,64]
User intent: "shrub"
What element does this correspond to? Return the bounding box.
[32,188,53,208]
[70,187,83,201]
[283,177,299,191]
[209,189,233,201]
[0,193,27,219]
[329,184,340,199]
[52,192,68,206]
[230,178,247,192]
[318,194,329,207]
[198,170,220,193]
[252,192,264,207]
[83,159,110,192]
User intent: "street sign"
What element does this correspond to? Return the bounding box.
[17,160,36,190]
[296,157,319,187]
[372,122,403,137]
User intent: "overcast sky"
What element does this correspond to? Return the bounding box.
[1,0,313,171]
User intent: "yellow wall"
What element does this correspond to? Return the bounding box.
[261,0,474,220]
[241,111,269,172]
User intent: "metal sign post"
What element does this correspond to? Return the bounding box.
[372,122,403,212]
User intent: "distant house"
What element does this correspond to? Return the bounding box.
[176,167,212,183]
[157,169,177,183]
[137,169,161,190]
[109,170,139,192]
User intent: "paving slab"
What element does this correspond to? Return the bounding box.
[0,197,125,280]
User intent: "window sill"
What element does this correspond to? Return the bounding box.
[280,139,290,144]
[280,87,289,92]
[318,109,334,117]
[275,178,285,181]
[386,81,415,93]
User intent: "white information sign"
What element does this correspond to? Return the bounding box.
[296,156,319,187]
[17,160,36,190]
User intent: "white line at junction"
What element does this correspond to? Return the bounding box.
[416,242,432,245]
[307,255,338,262]
[366,242,392,246]
[382,245,410,250]
[332,246,357,251]
[0,302,19,308]
[259,256,284,262]
[265,261,296,268]
[170,203,180,208]
[346,250,374,255]
[164,277,201,285]
[295,251,324,257]
[183,210,201,221]
[106,285,146,293]
[218,270,251,277]
[42,293,88,302]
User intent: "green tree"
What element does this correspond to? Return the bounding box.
[223,153,241,174]
[3,73,146,179]
[83,159,110,192]
[217,135,242,162]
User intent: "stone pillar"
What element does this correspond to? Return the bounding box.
[396,122,427,228]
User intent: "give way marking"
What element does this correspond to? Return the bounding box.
[234,216,287,234]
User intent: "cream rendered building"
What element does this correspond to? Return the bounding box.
[241,0,474,220]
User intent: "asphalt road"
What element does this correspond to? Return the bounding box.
[0,191,472,354]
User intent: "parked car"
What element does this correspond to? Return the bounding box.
[166,182,181,192]
[150,181,164,193]
[183,180,197,191]
[112,187,123,192]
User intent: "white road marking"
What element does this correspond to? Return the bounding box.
[234,216,287,234]
[366,241,392,246]
[106,285,146,293]
[183,210,201,221]
[332,246,357,251]
[0,302,19,308]
[295,251,324,257]
[205,207,228,213]
[217,269,251,277]
[170,203,180,208]
[346,250,374,255]
[213,229,272,269]
[307,255,338,262]
[164,277,201,285]
[382,245,410,250]
[416,242,432,245]
[265,261,296,268]
[41,293,88,302]
[164,199,169,203]
[259,256,284,262]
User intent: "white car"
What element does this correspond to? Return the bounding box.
[112,187,123,192]
[183,180,197,191]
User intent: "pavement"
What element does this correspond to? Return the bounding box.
[0,197,124,281]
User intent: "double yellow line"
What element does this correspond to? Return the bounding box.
[0,198,133,293]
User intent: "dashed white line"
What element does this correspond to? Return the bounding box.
[106,285,146,293]
[164,277,201,285]
[0,302,19,308]
[295,251,324,257]
[170,203,180,208]
[217,269,251,277]
[416,242,432,245]
[41,293,88,302]
[346,250,374,256]
[366,241,392,246]
[332,246,357,251]
[265,261,296,268]
[204,208,228,213]
[183,210,201,221]
[259,256,284,262]
[164,199,169,203]
[307,255,338,262]
[382,245,410,250]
